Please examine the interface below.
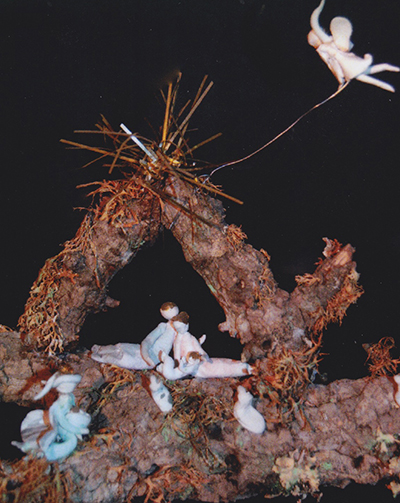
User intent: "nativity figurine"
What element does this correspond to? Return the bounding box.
[308,0,399,92]
[91,302,179,369]
[148,374,173,413]
[12,372,91,461]
[234,386,266,435]
[91,303,253,383]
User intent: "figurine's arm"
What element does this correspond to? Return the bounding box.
[309,0,330,44]
[356,73,397,93]
[140,322,166,366]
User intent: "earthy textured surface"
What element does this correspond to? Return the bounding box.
[17,191,160,353]
[0,171,391,503]
[1,330,400,502]
[162,176,362,360]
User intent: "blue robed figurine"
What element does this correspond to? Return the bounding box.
[12,372,91,461]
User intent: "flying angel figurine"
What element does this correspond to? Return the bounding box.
[308,0,399,92]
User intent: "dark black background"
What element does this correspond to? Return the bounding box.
[0,1,399,501]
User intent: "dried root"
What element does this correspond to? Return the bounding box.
[0,324,13,332]
[295,273,321,287]
[17,212,97,354]
[0,456,70,503]
[81,179,144,228]
[133,464,207,503]
[226,224,247,250]
[18,76,241,355]
[363,337,400,378]
[312,268,364,335]
[90,364,140,414]
[17,256,77,355]
[252,335,322,421]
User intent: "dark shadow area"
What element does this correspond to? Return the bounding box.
[0,403,32,461]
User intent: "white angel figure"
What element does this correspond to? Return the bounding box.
[308,0,399,92]
[90,302,179,369]
[12,373,90,461]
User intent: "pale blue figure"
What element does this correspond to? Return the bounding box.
[91,302,179,369]
[12,372,90,461]
[140,302,179,366]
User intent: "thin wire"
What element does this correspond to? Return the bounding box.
[207,82,350,179]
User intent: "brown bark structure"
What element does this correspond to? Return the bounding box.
[17,188,160,354]
[162,177,363,361]
[0,162,398,502]
[1,332,400,502]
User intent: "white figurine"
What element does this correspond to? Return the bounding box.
[12,373,91,461]
[149,374,173,413]
[90,302,179,369]
[91,342,152,370]
[193,358,253,379]
[34,372,82,399]
[308,0,399,92]
[172,312,210,364]
[156,350,199,380]
[140,302,179,366]
[234,386,266,435]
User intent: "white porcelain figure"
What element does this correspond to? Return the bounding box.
[90,302,179,369]
[193,358,253,379]
[172,312,210,364]
[91,342,152,369]
[308,0,399,92]
[140,302,179,366]
[234,386,266,434]
[12,373,90,461]
[149,374,173,412]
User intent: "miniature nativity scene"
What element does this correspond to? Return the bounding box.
[1,1,400,502]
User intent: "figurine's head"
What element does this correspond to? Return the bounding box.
[172,311,189,333]
[34,372,82,400]
[237,385,253,406]
[330,16,353,52]
[160,302,179,320]
[180,354,201,375]
[55,374,82,394]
